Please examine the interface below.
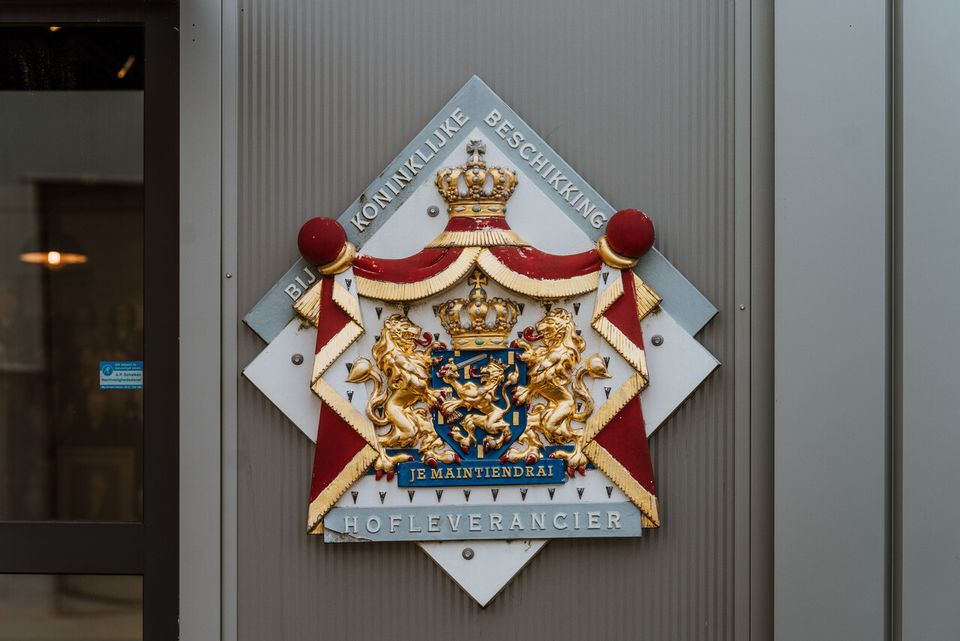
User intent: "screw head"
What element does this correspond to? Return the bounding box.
[651,334,664,347]
[462,547,475,560]
[291,353,304,365]
[427,205,440,217]
[739,304,746,311]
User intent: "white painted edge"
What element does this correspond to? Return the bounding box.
[419,539,549,606]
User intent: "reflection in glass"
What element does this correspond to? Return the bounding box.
[0,27,144,521]
[0,574,141,640]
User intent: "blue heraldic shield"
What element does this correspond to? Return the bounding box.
[395,347,567,487]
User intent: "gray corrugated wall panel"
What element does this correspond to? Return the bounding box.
[237,0,740,638]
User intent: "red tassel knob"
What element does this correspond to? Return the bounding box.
[606,209,655,259]
[297,216,347,267]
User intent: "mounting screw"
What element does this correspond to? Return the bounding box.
[462,547,475,560]
[651,334,664,346]
[225,273,233,279]
[291,353,304,365]
[427,205,440,217]
[739,304,746,311]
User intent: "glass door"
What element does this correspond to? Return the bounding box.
[0,5,178,640]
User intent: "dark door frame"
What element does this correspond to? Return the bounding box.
[0,4,179,639]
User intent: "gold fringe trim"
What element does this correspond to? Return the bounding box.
[354,247,482,302]
[296,278,364,380]
[592,273,661,323]
[307,444,378,533]
[584,440,659,527]
[306,340,380,532]
[353,245,607,301]
[581,372,647,444]
[447,202,508,218]
[596,236,638,269]
[593,316,650,377]
[310,377,378,448]
[319,242,357,276]
[332,280,363,327]
[592,274,624,320]
[477,249,600,299]
[292,276,366,330]
[293,281,324,326]
[632,273,662,320]
[426,229,529,248]
[312,321,364,382]
[590,273,659,375]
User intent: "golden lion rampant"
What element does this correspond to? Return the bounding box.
[346,314,459,478]
[502,308,610,473]
[438,357,520,454]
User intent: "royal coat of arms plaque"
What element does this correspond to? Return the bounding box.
[244,77,718,604]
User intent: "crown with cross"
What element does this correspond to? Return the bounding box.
[435,140,519,218]
[438,270,520,351]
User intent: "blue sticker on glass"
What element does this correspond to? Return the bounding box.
[99,361,143,390]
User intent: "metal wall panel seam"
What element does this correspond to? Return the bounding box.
[888,0,902,638]
[733,0,752,637]
[181,0,224,638]
[222,0,242,638]
[748,0,775,637]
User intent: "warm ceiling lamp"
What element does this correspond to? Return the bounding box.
[19,235,87,270]
[19,250,87,269]
[116,55,135,79]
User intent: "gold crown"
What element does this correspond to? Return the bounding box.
[435,140,518,217]
[438,270,520,351]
